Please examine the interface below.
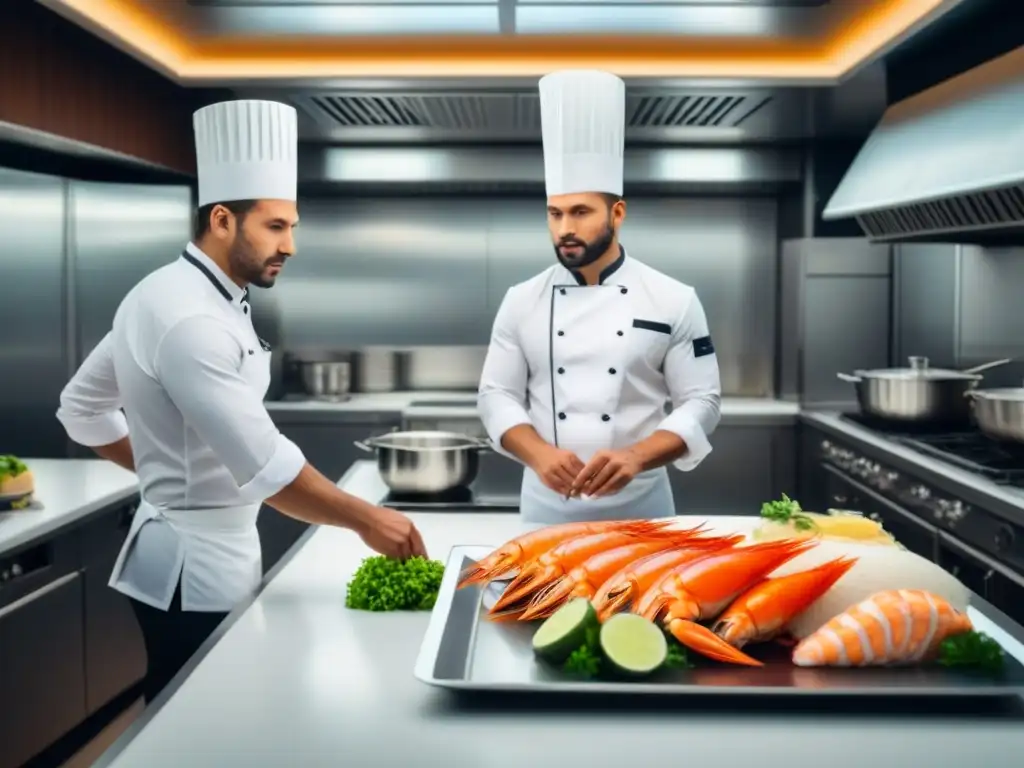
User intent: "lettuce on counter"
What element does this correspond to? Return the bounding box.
[0,454,28,480]
[345,555,445,611]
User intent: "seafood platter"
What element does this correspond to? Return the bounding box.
[413,497,1024,698]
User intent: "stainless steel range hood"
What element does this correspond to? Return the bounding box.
[822,45,1024,242]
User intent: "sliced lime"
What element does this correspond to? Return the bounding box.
[599,613,668,676]
[531,598,598,664]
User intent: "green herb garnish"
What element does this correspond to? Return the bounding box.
[664,638,693,670]
[760,493,818,531]
[0,454,27,481]
[562,625,603,677]
[344,555,445,611]
[937,630,1006,675]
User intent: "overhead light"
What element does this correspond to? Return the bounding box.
[204,4,502,34]
[516,5,780,35]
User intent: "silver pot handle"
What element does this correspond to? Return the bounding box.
[470,436,494,451]
[354,440,374,452]
[836,372,862,382]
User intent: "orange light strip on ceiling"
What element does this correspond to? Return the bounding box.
[46,0,949,80]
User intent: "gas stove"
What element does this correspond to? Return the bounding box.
[840,413,1024,489]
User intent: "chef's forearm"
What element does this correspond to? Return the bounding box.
[499,424,552,469]
[265,463,376,533]
[625,430,687,472]
[92,437,135,472]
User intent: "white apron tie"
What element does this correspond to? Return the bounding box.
[109,500,262,613]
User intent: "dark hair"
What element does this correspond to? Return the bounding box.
[600,193,624,208]
[193,199,258,240]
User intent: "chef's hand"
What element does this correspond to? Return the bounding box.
[530,446,585,496]
[360,506,428,561]
[571,449,643,499]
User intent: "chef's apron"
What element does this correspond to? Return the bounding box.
[519,466,675,524]
[519,276,677,524]
[108,303,272,613]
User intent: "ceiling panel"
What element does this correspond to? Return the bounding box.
[152,0,836,38]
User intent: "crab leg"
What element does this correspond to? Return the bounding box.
[635,538,817,667]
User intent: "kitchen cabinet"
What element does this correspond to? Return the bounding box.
[668,425,796,515]
[79,502,147,715]
[259,416,402,573]
[0,569,87,768]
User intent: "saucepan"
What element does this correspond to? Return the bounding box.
[836,356,1011,426]
[966,379,1024,444]
[355,430,493,493]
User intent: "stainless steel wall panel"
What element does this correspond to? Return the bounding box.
[892,243,959,367]
[779,238,893,409]
[70,182,193,361]
[283,194,779,397]
[0,167,69,457]
[957,246,1024,372]
[271,197,491,352]
[484,198,552,317]
[618,197,779,397]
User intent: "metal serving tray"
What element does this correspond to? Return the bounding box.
[414,545,1024,699]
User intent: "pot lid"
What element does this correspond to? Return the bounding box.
[970,383,1024,401]
[853,356,982,381]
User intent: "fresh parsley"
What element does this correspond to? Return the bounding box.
[560,625,692,678]
[937,630,1006,675]
[562,625,603,677]
[760,493,818,532]
[344,555,445,611]
[664,638,693,670]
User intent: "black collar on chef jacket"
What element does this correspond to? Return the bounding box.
[568,244,626,286]
[181,250,249,306]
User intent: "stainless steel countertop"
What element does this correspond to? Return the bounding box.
[94,459,1024,768]
[0,459,138,557]
[267,392,802,426]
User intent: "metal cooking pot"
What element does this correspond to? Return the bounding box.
[966,380,1024,444]
[355,430,492,494]
[300,361,352,401]
[837,356,1010,425]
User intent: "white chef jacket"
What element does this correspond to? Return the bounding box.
[56,242,306,611]
[477,247,721,522]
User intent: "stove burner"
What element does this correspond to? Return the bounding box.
[383,486,474,505]
[839,412,969,435]
[840,412,1024,488]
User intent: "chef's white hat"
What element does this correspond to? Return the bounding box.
[193,100,298,206]
[538,69,626,198]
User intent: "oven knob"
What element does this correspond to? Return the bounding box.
[10,563,22,577]
[821,440,831,451]
[995,525,1015,553]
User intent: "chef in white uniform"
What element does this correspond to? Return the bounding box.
[477,70,722,525]
[56,99,425,703]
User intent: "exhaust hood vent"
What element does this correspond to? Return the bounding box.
[855,186,1024,240]
[823,46,1024,242]
[301,91,772,134]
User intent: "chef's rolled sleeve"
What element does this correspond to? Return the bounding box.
[657,289,722,472]
[478,287,533,460]
[57,331,131,447]
[155,315,306,504]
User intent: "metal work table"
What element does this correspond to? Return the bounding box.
[94,460,1024,768]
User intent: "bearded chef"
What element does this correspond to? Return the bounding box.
[56,99,426,703]
[477,70,722,524]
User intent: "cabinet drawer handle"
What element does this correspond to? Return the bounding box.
[0,571,81,620]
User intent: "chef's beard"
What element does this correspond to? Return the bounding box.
[554,220,615,271]
[228,230,286,289]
